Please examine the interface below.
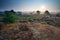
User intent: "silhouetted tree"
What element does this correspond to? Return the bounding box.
[36,10,40,15]
[45,10,50,15]
[44,10,51,17]
[10,10,15,13]
[36,10,41,20]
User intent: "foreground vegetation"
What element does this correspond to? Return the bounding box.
[0,10,60,40]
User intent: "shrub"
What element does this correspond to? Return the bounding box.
[3,10,17,23]
[19,25,29,31]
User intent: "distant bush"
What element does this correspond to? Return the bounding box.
[56,12,60,17]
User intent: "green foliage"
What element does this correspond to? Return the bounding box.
[3,10,17,23]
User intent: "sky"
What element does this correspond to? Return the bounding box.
[0,0,60,12]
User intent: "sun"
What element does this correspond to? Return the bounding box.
[40,5,47,12]
[41,5,45,9]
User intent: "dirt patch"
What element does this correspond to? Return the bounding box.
[0,22,60,40]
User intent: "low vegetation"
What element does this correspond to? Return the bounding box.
[0,10,60,40]
[3,10,17,24]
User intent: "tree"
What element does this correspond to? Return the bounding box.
[45,10,50,15]
[3,10,17,23]
[10,10,15,13]
[36,10,40,15]
[36,10,41,20]
[44,10,51,17]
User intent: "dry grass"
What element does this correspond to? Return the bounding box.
[0,22,60,40]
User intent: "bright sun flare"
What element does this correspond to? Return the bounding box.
[40,5,47,12]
